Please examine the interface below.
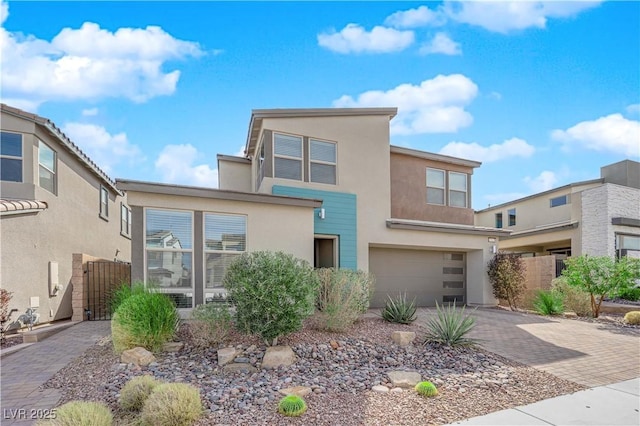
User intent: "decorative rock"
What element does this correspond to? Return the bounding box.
[121,347,156,367]
[391,331,416,346]
[261,346,296,369]
[564,311,578,318]
[372,385,389,393]
[330,340,339,350]
[387,371,421,388]
[278,386,312,397]
[162,342,184,352]
[234,357,250,363]
[223,363,258,374]
[217,347,237,366]
[390,387,403,393]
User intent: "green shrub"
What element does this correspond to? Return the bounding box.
[424,302,478,347]
[314,268,375,331]
[38,401,112,426]
[381,292,417,324]
[487,252,526,311]
[551,277,592,317]
[533,289,564,315]
[119,375,161,411]
[108,281,146,314]
[615,286,640,301]
[140,383,202,426]
[624,311,640,325]
[415,381,438,397]
[112,291,179,353]
[223,251,318,346]
[188,302,233,348]
[278,395,307,417]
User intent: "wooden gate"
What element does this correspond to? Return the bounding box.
[85,261,131,320]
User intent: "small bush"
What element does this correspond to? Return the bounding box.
[108,281,146,314]
[551,277,592,317]
[624,311,640,325]
[415,381,438,397]
[487,252,526,310]
[314,268,375,332]
[189,302,233,348]
[112,291,179,353]
[38,401,112,426]
[119,375,161,411]
[278,395,307,417]
[424,302,478,347]
[140,383,202,426]
[533,289,564,315]
[381,292,417,324]
[223,251,319,346]
[615,286,640,301]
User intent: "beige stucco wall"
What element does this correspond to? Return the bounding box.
[1,112,130,325]
[218,158,252,192]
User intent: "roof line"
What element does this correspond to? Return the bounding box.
[390,145,481,168]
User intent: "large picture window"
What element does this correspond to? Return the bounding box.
[273,133,303,180]
[145,209,194,308]
[204,213,246,302]
[1,131,22,182]
[426,168,445,205]
[38,140,56,194]
[310,139,336,184]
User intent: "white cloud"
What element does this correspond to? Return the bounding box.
[82,108,98,116]
[317,24,414,54]
[626,104,640,115]
[439,137,535,162]
[0,2,204,109]
[419,32,461,56]
[488,91,502,101]
[524,170,558,192]
[333,74,477,135]
[384,5,446,28]
[483,192,528,207]
[155,144,218,188]
[444,0,601,34]
[551,113,640,157]
[62,123,144,174]
[0,0,8,26]
[234,145,246,157]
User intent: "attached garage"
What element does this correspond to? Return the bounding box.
[369,247,466,308]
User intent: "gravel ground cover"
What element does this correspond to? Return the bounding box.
[42,317,586,425]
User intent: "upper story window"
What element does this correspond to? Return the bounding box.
[38,140,56,194]
[448,171,468,208]
[550,194,569,207]
[508,208,517,226]
[1,131,23,182]
[121,203,131,237]
[204,213,247,291]
[309,139,337,184]
[273,133,302,181]
[100,186,109,219]
[426,168,445,205]
[495,212,503,228]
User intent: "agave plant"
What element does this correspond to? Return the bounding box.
[278,395,307,417]
[381,292,417,324]
[424,301,478,347]
[415,381,438,397]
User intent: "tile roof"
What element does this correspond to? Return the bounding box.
[0,199,48,216]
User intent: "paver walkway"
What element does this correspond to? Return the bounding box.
[416,307,640,387]
[0,321,110,425]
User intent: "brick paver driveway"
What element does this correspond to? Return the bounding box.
[416,307,640,387]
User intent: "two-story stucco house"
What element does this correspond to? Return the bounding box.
[120,108,508,310]
[475,160,640,261]
[0,104,132,324]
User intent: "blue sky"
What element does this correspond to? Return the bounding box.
[1,0,638,209]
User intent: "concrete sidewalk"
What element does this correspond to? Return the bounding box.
[449,378,640,425]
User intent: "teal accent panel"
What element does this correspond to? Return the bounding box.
[272,185,357,269]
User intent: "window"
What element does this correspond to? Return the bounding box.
[495,213,503,228]
[426,168,445,205]
[204,213,246,295]
[121,203,131,237]
[448,172,468,208]
[508,208,517,226]
[273,133,302,180]
[1,131,22,182]
[145,209,193,308]
[310,139,336,184]
[617,234,640,251]
[38,140,56,193]
[550,194,569,207]
[99,186,109,219]
[256,134,266,189]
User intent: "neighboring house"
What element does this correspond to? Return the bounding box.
[0,104,132,324]
[121,108,509,310]
[475,160,640,261]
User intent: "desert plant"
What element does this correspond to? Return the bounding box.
[0,288,13,321]
[551,277,592,317]
[112,291,180,353]
[562,255,639,318]
[188,302,233,348]
[223,251,319,346]
[314,268,375,331]
[140,383,202,426]
[624,311,640,325]
[119,375,161,411]
[487,252,526,310]
[37,401,112,426]
[533,289,564,315]
[415,381,438,397]
[278,395,307,417]
[615,286,640,301]
[381,292,417,324]
[424,302,478,347]
[108,281,146,314]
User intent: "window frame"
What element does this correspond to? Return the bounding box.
[120,203,132,238]
[38,140,57,194]
[426,167,446,206]
[0,131,23,183]
[99,186,109,220]
[550,194,569,208]
[495,212,503,229]
[448,171,468,208]
[273,132,303,181]
[309,138,337,185]
[508,208,517,226]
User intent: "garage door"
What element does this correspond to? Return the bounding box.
[369,247,466,308]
